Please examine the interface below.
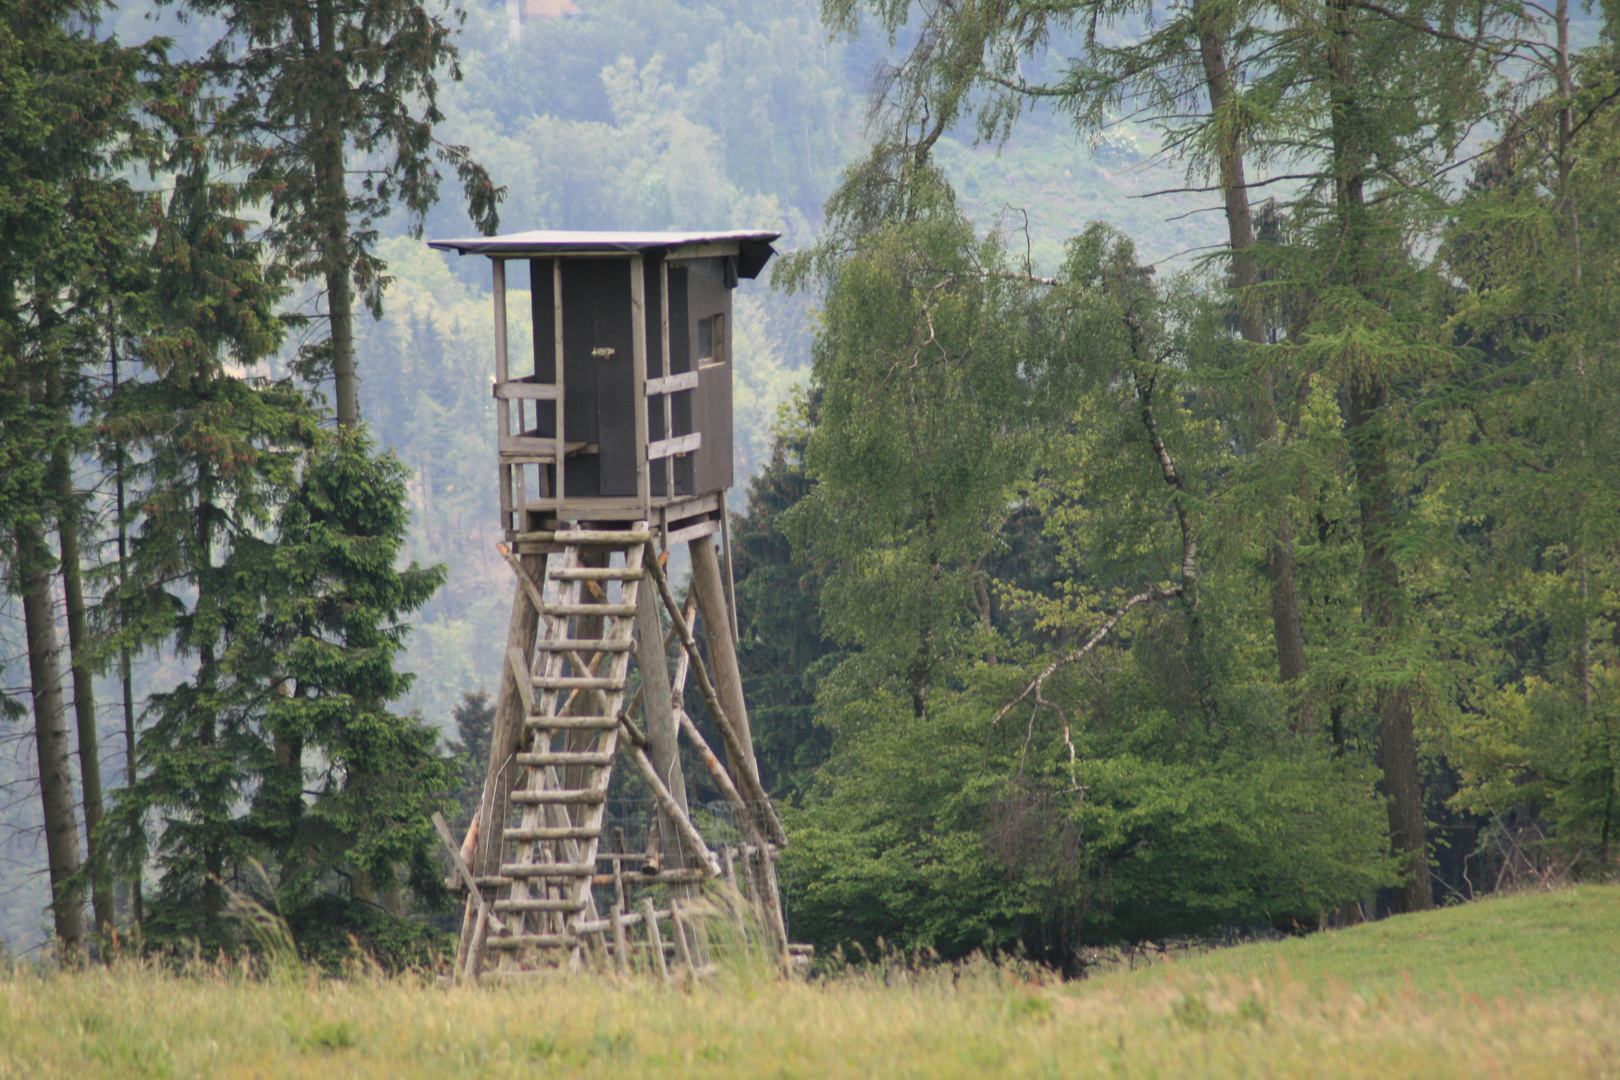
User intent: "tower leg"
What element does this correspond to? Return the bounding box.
[688,537,789,962]
[635,580,689,865]
[461,550,544,969]
[689,539,756,770]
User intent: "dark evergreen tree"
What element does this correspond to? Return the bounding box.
[728,410,844,802]
[0,0,157,955]
[261,427,452,930]
[177,0,503,427]
[443,690,494,827]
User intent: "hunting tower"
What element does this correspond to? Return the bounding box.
[426,229,790,980]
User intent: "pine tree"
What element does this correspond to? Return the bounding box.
[728,412,844,801]
[261,428,451,926]
[180,0,502,427]
[0,0,155,955]
[105,70,318,945]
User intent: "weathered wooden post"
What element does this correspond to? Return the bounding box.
[428,229,791,978]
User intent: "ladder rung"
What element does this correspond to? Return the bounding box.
[551,529,653,545]
[485,933,573,950]
[499,862,597,877]
[503,825,601,842]
[542,602,637,617]
[525,715,618,730]
[516,751,614,767]
[548,566,644,581]
[534,675,624,691]
[509,789,606,805]
[535,638,634,652]
[492,898,586,913]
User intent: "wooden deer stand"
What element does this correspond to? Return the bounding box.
[427,229,791,981]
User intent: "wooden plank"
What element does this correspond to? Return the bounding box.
[648,432,702,460]
[431,812,505,935]
[498,542,546,616]
[495,382,561,401]
[541,602,636,617]
[554,259,566,495]
[635,579,688,874]
[534,637,633,653]
[623,737,718,876]
[494,258,513,533]
[492,898,585,914]
[497,861,596,877]
[484,933,573,950]
[692,540,758,775]
[631,253,650,514]
[720,489,739,641]
[508,790,606,805]
[645,370,699,395]
[507,646,535,716]
[502,825,602,841]
[642,898,670,982]
[648,544,788,849]
[665,519,717,546]
[493,258,509,383]
[671,901,696,976]
[666,241,741,261]
[532,675,625,691]
[659,259,676,503]
[551,528,655,544]
[499,435,588,456]
[547,566,643,581]
[524,715,617,731]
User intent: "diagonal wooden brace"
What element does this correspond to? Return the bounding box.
[619,726,721,877]
[433,812,505,935]
[643,543,788,848]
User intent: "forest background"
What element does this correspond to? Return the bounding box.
[2,0,1615,969]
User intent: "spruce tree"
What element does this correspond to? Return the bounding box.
[178,0,502,427]
[260,427,451,927]
[0,0,154,955]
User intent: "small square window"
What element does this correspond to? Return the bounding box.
[698,313,726,366]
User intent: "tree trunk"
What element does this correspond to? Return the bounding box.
[52,451,114,938]
[1325,0,1432,911]
[1192,0,1313,729]
[110,338,141,930]
[1348,379,1434,913]
[17,523,87,958]
[315,0,358,429]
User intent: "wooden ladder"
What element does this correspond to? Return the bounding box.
[482,529,646,967]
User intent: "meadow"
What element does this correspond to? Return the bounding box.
[1,886,1615,1080]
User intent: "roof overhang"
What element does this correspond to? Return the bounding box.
[428,229,781,279]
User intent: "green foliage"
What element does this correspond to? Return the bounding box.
[781,172,1397,961]
[182,0,503,313]
[442,689,494,825]
[262,429,453,916]
[728,413,844,801]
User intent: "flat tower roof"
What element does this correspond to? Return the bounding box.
[428,229,781,278]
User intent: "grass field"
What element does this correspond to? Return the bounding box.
[2,886,1616,1079]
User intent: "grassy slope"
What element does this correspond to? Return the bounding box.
[0,888,1615,1080]
[1117,884,1620,998]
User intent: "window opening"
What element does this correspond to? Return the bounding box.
[698,313,726,367]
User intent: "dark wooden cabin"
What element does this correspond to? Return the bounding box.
[428,229,779,542]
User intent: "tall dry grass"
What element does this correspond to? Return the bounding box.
[5,886,1617,1078]
[1,950,1615,1079]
